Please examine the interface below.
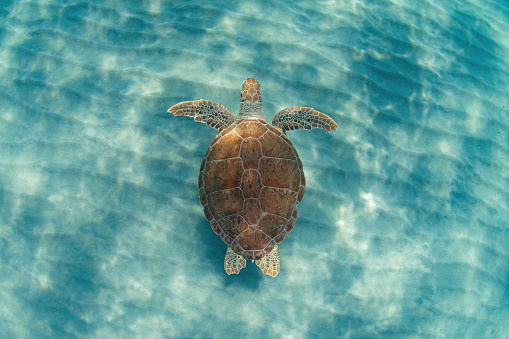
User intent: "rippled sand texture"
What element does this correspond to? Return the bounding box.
[1,0,508,337]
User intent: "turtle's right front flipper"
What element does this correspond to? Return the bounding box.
[272,107,338,133]
[168,99,234,131]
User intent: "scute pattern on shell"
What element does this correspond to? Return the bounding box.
[199,118,305,260]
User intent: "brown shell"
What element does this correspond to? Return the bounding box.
[199,119,306,260]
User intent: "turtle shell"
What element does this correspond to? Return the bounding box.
[198,118,306,260]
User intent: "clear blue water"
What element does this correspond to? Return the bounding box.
[1,0,508,337]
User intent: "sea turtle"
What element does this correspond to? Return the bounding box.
[168,78,337,277]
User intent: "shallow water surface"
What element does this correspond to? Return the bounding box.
[0,0,508,337]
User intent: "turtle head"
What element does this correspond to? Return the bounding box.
[241,78,261,102]
[238,78,263,119]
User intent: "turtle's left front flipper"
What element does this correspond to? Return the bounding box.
[168,99,234,131]
[272,107,338,133]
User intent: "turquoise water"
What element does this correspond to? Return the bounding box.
[1,0,508,337]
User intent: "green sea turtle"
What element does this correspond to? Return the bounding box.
[168,78,337,277]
